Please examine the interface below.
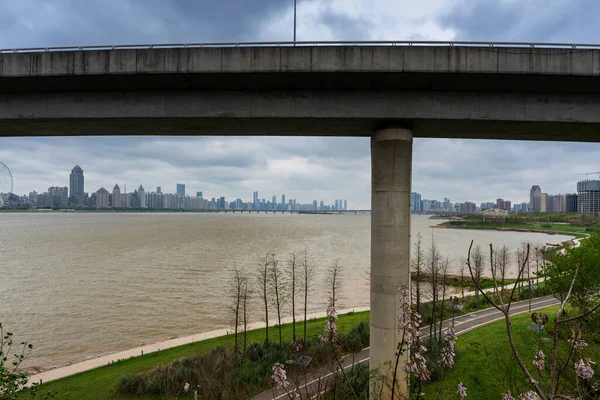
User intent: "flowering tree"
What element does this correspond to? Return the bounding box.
[391,285,459,399]
[466,240,600,399]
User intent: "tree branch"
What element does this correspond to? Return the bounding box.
[466,240,504,314]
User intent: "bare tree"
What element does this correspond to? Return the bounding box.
[301,250,315,343]
[496,245,510,295]
[287,253,299,341]
[411,233,425,313]
[438,257,450,343]
[533,245,543,286]
[514,246,525,294]
[270,254,288,348]
[426,239,442,342]
[470,245,485,301]
[257,253,271,344]
[241,277,252,355]
[229,267,246,354]
[459,257,466,298]
[326,260,342,307]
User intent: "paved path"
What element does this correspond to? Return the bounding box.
[254,295,559,400]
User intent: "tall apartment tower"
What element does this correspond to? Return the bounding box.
[529,185,542,212]
[112,184,121,207]
[69,165,85,205]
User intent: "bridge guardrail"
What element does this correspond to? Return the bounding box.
[2,41,600,53]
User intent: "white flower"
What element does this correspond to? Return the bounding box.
[404,343,431,381]
[502,390,514,400]
[568,329,588,349]
[457,382,467,398]
[321,297,338,343]
[532,347,545,370]
[439,326,457,369]
[397,285,421,344]
[518,391,539,400]
[574,358,595,380]
[183,382,190,392]
[271,363,289,388]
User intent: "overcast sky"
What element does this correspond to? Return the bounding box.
[1,0,599,208]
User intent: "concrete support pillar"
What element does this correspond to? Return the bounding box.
[370,128,413,398]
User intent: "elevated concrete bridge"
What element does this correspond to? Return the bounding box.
[3,41,600,396]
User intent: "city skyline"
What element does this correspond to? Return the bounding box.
[17,164,350,210]
[2,137,600,210]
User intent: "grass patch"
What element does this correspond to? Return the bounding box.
[441,220,592,239]
[20,312,369,400]
[421,305,600,399]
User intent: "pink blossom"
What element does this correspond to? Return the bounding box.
[320,297,338,342]
[532,347,545,370]
[502,391,514,400]
[568,329,588,349]
[404,344,431,381]
[439,325,457,369]
[271,363,289,388]
[574,358,595,380]
[456,382,467,398]
[397,285,421,344]
[518,391,538,400]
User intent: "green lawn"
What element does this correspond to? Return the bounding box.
[422,305,600,399]
[21,312,369,400]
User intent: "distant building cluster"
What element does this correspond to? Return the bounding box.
[14,165,350,211]
[410,177,600,215]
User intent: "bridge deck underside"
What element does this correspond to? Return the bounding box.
[1,118,599,142]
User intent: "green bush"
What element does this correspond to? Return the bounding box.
[339,321,369,353]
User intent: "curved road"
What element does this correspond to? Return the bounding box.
[255,295,559,400]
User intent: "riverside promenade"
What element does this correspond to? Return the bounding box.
[29,279,548,386]
[28,306,369,385]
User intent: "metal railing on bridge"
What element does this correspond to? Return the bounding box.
[3,41,600,53]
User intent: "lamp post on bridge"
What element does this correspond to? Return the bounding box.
[293,0,297,45]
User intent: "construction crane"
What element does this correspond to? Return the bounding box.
[578,172,600,179]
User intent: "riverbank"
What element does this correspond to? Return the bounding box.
[435,220,590,239]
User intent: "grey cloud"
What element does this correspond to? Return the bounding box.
[0,0,287,49]
[438,0,599,42]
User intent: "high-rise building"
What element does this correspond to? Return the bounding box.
[176,184,185,197]
[530,185,542,212]
[112,184,121,207]
[313,200,318,210]
[48,186,69,207]
[96,188,109,208]
[577,180,600,214]
[157,186,162,194]
[505,201,512,211]
[344,200,348,210]
[253,191,259,209]
[219,197,226,209]
[496,198,505,210]
[138,185,147,208]
[197,191,203,198]
[540,193,549,212]
[281,194,286,209]
[410,192,422,211]
[335,199,339,210]
[69,165,85,205]
[565,193,578,213]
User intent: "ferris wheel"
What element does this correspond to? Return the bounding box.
[0,161,13,207]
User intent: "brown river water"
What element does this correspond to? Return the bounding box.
[0,213,572,370]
